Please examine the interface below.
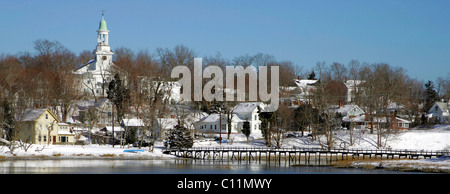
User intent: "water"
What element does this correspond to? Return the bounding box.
[0,159,420,174]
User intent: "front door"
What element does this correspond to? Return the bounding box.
[53,136,57,144]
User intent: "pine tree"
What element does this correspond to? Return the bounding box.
[1,100,14,141]
[423,80,439,112]
[242,120,251,143]
[106,73,130,122]
[258,106,273,147]
[165,124,193,148]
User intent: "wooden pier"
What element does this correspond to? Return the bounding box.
[164,147,449,165]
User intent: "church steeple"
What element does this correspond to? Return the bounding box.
[94,11,113,72]
[97,12,109,46]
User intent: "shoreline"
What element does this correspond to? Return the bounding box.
[330,159,450,173]
[1,152,448,174]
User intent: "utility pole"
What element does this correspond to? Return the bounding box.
[112,104,115,148]
[219,107,222,145]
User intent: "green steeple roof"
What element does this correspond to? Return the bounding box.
[98,16,108,31]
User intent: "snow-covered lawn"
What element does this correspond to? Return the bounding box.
[194,125,450,151]
[0,141,175,160]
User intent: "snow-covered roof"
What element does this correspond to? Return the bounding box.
[293,79,318,88]
[121,118,145,127]
[387,102,405,110]
[58,128,75,135]
[198,113,246,123]
[395,117,412,123]
[232,102,263,113]
[332,104,364,116]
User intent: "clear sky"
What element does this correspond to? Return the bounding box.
[1,0,449,82]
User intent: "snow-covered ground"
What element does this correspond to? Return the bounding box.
[194,125,450,151]
[0,141,175,160]
[1,125,449,172]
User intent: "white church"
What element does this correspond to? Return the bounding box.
[73,14,115,97]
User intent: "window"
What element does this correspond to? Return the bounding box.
[43,136,47,142]
[59,136,68,143]
[38,135,41,142]
[45,114,48,119]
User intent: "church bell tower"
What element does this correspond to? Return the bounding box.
[94,12,113,71]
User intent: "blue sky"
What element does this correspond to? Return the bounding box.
[1,0,449,81]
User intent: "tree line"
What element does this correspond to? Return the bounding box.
[1,39,449,149]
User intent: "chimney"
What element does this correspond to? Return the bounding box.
[298,75,301,80]
[339,100,343,108]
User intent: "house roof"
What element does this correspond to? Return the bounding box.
[198,113,246,123]
[435,102,449,112]
[293,79,318,88]
[331,104,364,116]
[21,108,60,122]
[74,59,96,72]
[121,118,145,127]
[75,99,110,111]
[232,102,263,113]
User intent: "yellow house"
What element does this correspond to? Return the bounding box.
[19,108,60,145]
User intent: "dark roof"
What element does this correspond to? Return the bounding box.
[74,59,95,71]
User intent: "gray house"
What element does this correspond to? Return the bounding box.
[428,102,450,124]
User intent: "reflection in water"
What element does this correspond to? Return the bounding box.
[0,159,416,174]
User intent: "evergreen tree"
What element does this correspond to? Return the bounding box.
[423,80,439,112]
[242,120,251,143]
[106,73,130,122]
[1,100,14,141]
[165,124,193,148]
[258,106,274,147]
